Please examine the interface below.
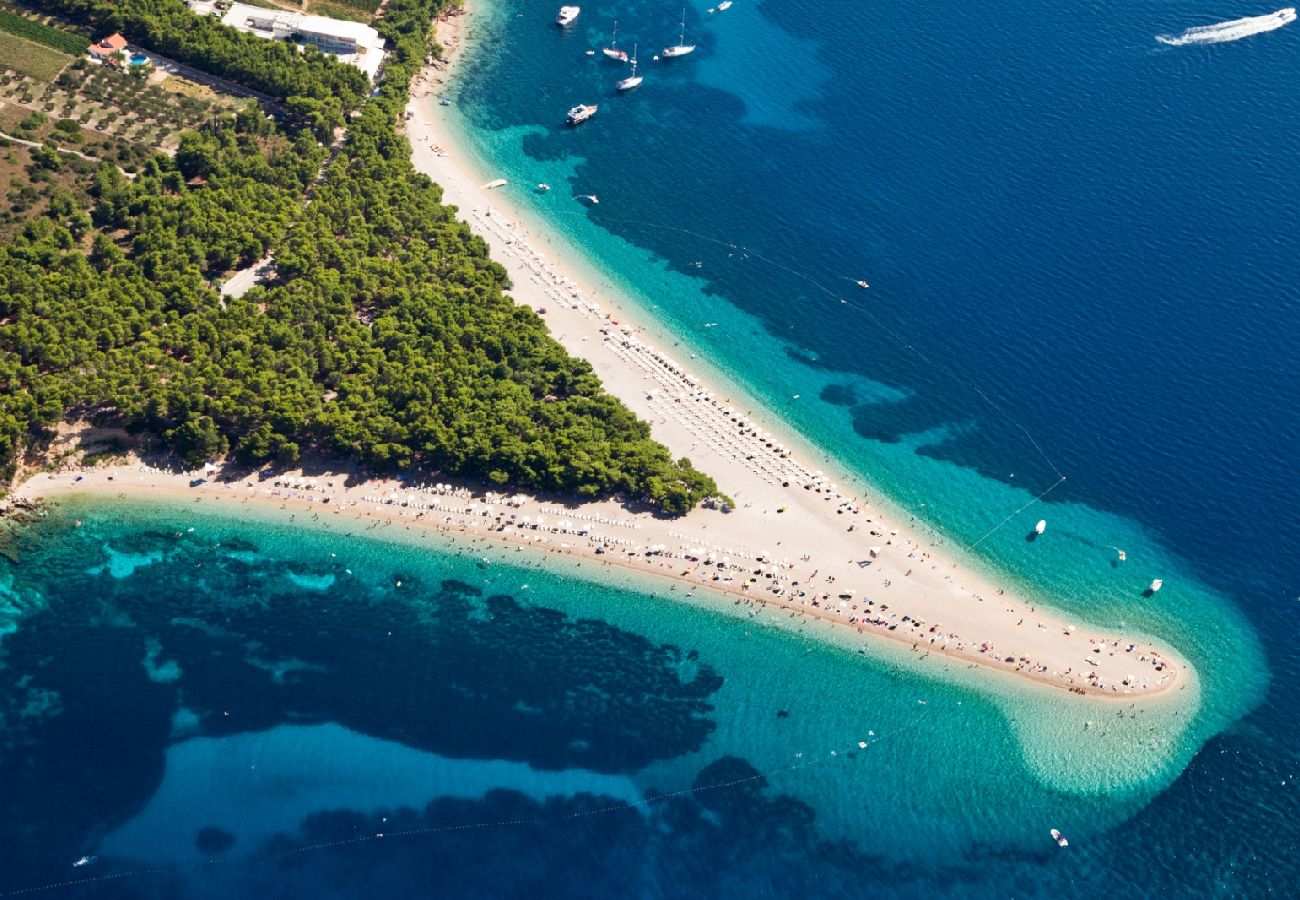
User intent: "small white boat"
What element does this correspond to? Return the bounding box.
[662,8,696,56]
[617,44,643,90]
[73,856,97,868]
[556,5,580,26]
[602,21,629,61]
[718,0,733,8]
[1035,519,1047,535]
[1050,829,1068,848]
[856,279,870,289]
[483,178,508,189]
[537,183,551,191]
[566,103,599,125]
[578,193,600,204]
[1149,578,1164,593]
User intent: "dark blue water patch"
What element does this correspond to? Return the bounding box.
[459,0,1300,610]
[0,512,724,893]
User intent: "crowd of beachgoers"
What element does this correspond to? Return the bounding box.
[31,457,1179,701]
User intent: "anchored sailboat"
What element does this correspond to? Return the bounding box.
[603,21,629,61]
[617,44,643,90]
[662,8,696,57]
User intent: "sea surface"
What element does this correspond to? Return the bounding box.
[2,0,1299,895]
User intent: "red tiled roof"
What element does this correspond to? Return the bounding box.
[92,33,127,53]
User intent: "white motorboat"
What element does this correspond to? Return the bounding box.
[1035,519,1046,535]
[856,279,870,289]
[566,103,598,125]
[617,44,643,90]
[556,6,580,26]
[718,0,733,8]
[73,856,97,868]
[1149,578,1164,593]
[662,8,696,56]
[602,20,629,61]
[1050,829,1068,848]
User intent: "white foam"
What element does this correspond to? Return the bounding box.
[1157,7,1295,45]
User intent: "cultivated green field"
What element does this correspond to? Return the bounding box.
[0,31,70,81]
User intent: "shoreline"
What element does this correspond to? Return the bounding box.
[14,447,1187,704]
[4,4,1193,707]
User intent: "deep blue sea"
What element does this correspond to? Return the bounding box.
[2,0,1299,896]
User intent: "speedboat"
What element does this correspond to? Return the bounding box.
[856,279,870,289]
[1149,578,1164,593]
[662,8,696,56]
[566,103,598,124]
[1050,829,1068,848]
[73,856,97,868]
[556,6,580,26]
[718,0,733,8]
[1035,519,1046,535]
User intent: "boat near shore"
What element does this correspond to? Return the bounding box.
[602,21,629,61]
[566,103,599,125]
[662,9,696,57]
[617,45,643,90]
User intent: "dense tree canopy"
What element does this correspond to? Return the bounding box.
[28,0,368,125]
[1,0,722,514]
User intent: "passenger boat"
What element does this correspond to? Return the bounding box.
[556,5,580,26]
[566,104,599,125]
[662,8,696,56]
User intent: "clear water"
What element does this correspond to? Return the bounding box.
[1,497,1276,897]
[4,0,1299,893]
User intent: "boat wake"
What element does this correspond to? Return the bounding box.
[1156,7,1295,45]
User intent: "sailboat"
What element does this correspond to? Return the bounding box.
[662,8,696,56]
[617,44,643,90]
[602,21,629,61]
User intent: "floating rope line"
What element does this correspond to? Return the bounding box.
[1,707,933,897]
[966,475,1068,550]
[537,208,1069,527]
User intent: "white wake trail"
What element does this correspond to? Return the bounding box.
[1157,7,1295,45]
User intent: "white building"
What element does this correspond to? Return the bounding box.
[216,2,386,80]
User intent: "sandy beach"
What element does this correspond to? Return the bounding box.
[8,6,1193,705]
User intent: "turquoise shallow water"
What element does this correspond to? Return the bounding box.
[437,0,1274,774]
[0,497,1252,896]
[3,0,1298,891]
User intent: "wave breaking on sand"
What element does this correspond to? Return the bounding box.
[1157,7,1295,45]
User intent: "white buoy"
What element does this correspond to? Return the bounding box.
[1035,519,1047,535]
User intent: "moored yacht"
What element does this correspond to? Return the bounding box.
[617,44,643,90]
[556,5,580,26]
[662,8,696,56]
[566,103,599,125]
[602,20,629,61]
